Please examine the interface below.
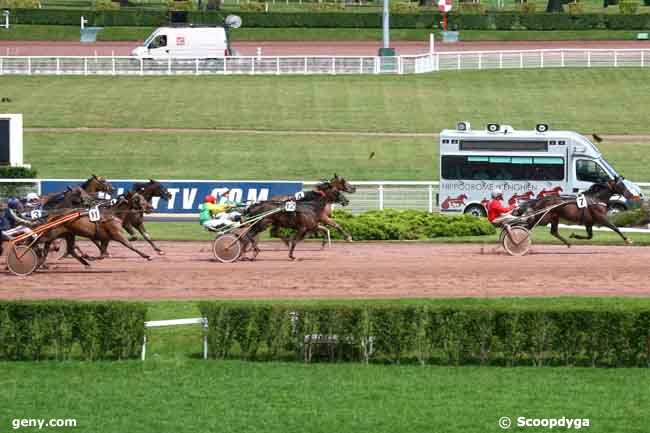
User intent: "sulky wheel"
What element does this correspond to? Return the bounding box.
[7,245,39,276]
[502,226,531,256]
[212,234,243,263]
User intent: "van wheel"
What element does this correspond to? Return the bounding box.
[464,204,487,218]
[607,203,626,216]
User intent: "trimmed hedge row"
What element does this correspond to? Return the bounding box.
[0,301,146,361]
[200,302,650,367]
[0,166,37,179]
[323,209,496,240]
[8,9,650,30]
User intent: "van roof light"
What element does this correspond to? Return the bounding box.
[536,123,549,133]
[456,121,470,132]
[486,123,500,133]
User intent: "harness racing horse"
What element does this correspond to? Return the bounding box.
[39,190,152,267]
[121,180,172,255]
[271,174,357,247]
[518,177,638,246]
[84,192,154,260]
[247,178,354,260]
[41,175,115,210]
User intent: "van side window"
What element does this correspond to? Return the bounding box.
[149,35,167,49]
[576,160,609,183]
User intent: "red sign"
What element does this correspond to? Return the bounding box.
[176,36,185,46]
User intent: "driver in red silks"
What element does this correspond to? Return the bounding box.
[487,189,516,224]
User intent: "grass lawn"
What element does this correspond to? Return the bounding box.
[1,359,649,433]
[6,69,650,133]
[24,131,650,181]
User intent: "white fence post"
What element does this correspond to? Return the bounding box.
[359,58,363,74]
[614,50,618,67]
[331,57,335,75]
[436,53,440,72]
[304,57,308,74]
[0,57,3,75]
[251,56,255,75]
[56,57,60,75]
[478,53,482,70]
[112,56,116,76]
[499,52,503,69]
[588,51,591,68]
[276,57,280,75]
[84,57,88,76]
[195,58,199,76]
[167,57,171,75]
[457,53,461,70]
[397,56,402,74]
[519,52,523,69]
[28,57,31,75]
[540,51,544,68]
[224,58,227,74]
[642,51,645,68]
[428,184,434,213]
[561,50,565,67]
[378,184,384,210]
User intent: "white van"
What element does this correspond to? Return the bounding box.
[438,122,643,216]
[132,26,230,59]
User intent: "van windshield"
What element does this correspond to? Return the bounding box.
[599,158,619,178]
[143,33,157,48]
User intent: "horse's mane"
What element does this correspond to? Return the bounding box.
[584,182,609,195]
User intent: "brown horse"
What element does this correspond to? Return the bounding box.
[247,178,354,260]
[518,177,638,246]
[41,175,115,210]
[39,190,152,268]
[121,180,172,255]
[87,192,154,260]
[271,174,356,247]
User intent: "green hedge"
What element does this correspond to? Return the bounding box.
[0,301,146,361]
[200,301,650,367]
[0,166,37,179]
[8,9,650,30]
[322,209,496,240]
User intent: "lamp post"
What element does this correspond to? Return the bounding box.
[382,0,389,49]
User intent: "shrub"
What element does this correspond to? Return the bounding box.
[0,301,146,361]
[310,2,345,11]
[318,209,496,241]
[390,2,419,13]
[619,1,640,14]
[568,2,584,14]
[95,0,120,10]
[0,166,37,178]
[519,2,538,13]
[240,1,266,12]
[458,2,486,14]
[0,0,39,8]
[199,301,650,367]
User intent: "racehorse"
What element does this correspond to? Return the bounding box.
[270,174,356,247]
[121,180,172,255]
[84,192,154,260]
[518,177,638,246]
[39,190,152,267]
[247,177,354,260]
[41,175,115,210]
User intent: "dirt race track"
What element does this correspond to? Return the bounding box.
[2,241,650,300]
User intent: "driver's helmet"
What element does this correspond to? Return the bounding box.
[491,189,503,199]
[7,198,20,209]
[26,192,39,203]
[204,195,216,204]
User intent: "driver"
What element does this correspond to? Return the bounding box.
[199,194,241,231]
[1,198,35,239]
[487,189,517,225]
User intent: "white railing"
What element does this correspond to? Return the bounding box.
[0,49,648,75]
[0,54,424,75]
[433,48,650,72]
[3,179,650,213]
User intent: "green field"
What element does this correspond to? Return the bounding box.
[0,24,644,41]
[3,298,650,433]
[6,70,650,133]
[23,131,650,180]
